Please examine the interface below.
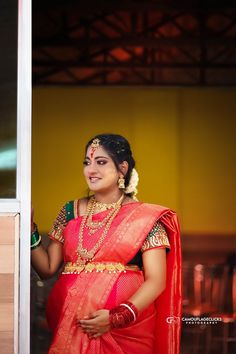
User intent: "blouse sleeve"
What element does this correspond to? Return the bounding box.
[141,221,170,253]
[48,201,76,244]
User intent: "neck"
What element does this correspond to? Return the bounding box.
[94,190,124,204]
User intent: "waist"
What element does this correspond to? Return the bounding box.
[62,261,140,274]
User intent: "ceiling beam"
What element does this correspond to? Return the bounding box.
[33,0,236,13]
[33,61,236,69]
[33,36,236,48]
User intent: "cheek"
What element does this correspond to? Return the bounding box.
[106,167,119,180]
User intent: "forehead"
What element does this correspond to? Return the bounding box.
[86,145,110,158]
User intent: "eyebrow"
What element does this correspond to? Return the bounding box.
[85,156,109,160]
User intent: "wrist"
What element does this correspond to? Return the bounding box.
[109,301,138,329]
[31,225,42,250]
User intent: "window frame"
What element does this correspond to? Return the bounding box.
[0,1,32,353]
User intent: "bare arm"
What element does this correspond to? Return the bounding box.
[31,205,64,279]
[129,248,166,311]
[31,240,63,279]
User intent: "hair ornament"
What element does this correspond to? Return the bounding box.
[91,138,100,149]
[125,168,139,197]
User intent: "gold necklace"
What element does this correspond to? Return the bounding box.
[77,194,124,262]
[87,199,116,232]
[86,194,124,233]
[93,195,124,212]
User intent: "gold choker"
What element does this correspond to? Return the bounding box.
[93,194,125,212]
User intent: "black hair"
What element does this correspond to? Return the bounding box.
[85,134,135,190]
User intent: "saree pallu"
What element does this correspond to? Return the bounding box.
[46,203,182,354]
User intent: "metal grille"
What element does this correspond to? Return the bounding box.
[33,0,236,86]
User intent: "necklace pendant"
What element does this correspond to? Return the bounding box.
[76,255,87,265]
[88,228,97,236]
[79,249,93,260]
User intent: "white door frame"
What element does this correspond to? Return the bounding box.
[0,1,32,353]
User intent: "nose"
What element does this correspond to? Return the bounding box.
[85,161,98,175]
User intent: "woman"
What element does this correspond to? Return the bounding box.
[31,134,182,354]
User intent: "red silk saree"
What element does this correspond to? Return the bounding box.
[46,202,182,354]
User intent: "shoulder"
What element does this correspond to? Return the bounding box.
[138,203,179,225]
[121,200,170,216]
[141,202,170,214]
[59,198,82,219]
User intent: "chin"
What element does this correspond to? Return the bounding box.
[88,185,111,194]
[88,185,102,192]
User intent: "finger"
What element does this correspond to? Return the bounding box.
[88,312,97,319]
[81,315,96,323]
[80,320,96,326]
[86,329,97,334]
[79,321,92,327]
[80,318,96,325]
[90,311,99,317]
[80,324,94,330]
[83,312,95,320]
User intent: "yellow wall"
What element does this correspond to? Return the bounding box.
[179,89,236,234]
[32,87,236,235]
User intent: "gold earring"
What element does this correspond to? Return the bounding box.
[118,176,125,189]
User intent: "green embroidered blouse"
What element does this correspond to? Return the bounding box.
[49,200,170,254]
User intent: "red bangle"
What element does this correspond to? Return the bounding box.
[109,301,138,329]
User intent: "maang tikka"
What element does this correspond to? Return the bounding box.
[90,138,100,158]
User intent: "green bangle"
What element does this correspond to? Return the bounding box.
[31,229,40,246]
[31,235,42,250]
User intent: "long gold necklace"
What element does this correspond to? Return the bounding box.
[77,194,124,262]
[86,194,124,234]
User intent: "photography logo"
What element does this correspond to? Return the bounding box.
[166,316,181,324]
[166,316,222,325]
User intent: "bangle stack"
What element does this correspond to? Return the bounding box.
[31,225,42,250]
[109,301,138,329]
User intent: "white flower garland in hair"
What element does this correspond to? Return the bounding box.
[125,168,139,197]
